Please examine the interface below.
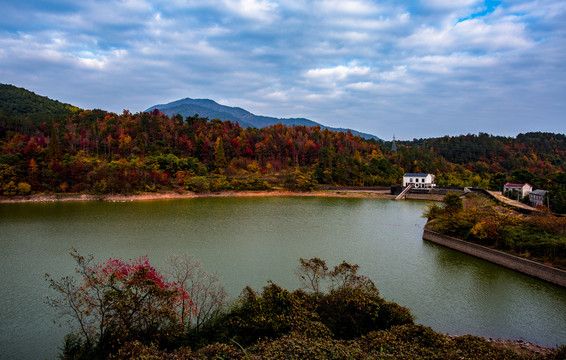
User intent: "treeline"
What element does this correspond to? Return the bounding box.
[0,109,405,195]
[1,85,565,212]
[400,132,566,173]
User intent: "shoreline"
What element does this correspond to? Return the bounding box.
[0,189,400,203]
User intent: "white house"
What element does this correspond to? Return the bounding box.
[403,173,436,188]
[529,189,547,207]
[503,182,533,198]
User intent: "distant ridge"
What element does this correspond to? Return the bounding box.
[146,97,381,141]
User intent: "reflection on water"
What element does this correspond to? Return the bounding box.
[1,197,565,359]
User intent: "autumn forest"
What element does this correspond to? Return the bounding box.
[1,84,565,213]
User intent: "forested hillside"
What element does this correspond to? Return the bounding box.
[0,84,80,134]
[399,133,565,178]
[1,85,565,212]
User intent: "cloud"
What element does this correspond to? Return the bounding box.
[403,17,532,52]
[0,0,565,139]
[409,53,497,74]
[315,0,382,15]
[305,63,371,82]
[222,0,279,22]
[425,0,483,11]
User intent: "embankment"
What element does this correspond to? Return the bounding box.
[0,189,396,203]
[423,229,566,287]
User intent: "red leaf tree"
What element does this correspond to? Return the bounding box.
[46,250,195,352]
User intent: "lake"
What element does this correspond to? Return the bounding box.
[1,196,565,359]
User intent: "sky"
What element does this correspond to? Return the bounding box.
[1,0,565,140]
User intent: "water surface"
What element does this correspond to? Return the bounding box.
[1,197,565,359]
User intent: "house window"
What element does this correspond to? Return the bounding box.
[410,178,413,182]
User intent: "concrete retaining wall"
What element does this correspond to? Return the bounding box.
[423,229,566,287]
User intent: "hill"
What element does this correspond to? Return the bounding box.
[146,97,381,141]
[0,84,79,124]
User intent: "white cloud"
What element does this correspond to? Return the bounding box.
[346,81,374,90]
[424,0,482,10]
[329,12,411,31]
[508,1,566,19]
[346,81,414,95]
[264,91,289,101]
[117,0,153,12]
[315,0,386,15]
[222,0,279,22]
[305,63,371,81]
[403,18,533,51]
[409,53,497,74]
[378,65,409,81]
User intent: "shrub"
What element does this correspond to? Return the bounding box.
[16,181,32,195]
[209,176,232,192]
[284,170,316,191]
[377,302,415,329]
[245,177,271,190]
[230,177,271,191]
[443,192,463,213]
[1,180,17,196]
[185,176,210,193]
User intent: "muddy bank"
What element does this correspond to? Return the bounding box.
[0,189,398,203]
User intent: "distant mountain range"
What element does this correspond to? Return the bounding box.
[146,98,381,141]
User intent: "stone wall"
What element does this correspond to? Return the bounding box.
[423,229,566,287]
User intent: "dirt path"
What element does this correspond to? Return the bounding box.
[485,190,538,211]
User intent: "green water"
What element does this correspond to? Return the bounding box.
[1,197,565,359]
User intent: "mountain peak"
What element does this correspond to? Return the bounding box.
[146,98,381,141]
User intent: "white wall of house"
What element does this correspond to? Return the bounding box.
[503,183,532,198]
[403,173,435,188]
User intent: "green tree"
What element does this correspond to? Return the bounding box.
[489,172,507,191]
[213,137,227,171]
[443,193,463,213]
[0,163,17,195]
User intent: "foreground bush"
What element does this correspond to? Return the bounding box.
[49,255,563,359]
[108,324,561,360]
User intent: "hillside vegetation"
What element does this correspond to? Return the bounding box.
[47,254,564,360]
[425,193,566,270]
[1,84,565,212]
[0,84,80,131]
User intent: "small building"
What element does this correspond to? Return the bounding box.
[529,189,547,207]
[503,182,532,198]
[403,173,435,189]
